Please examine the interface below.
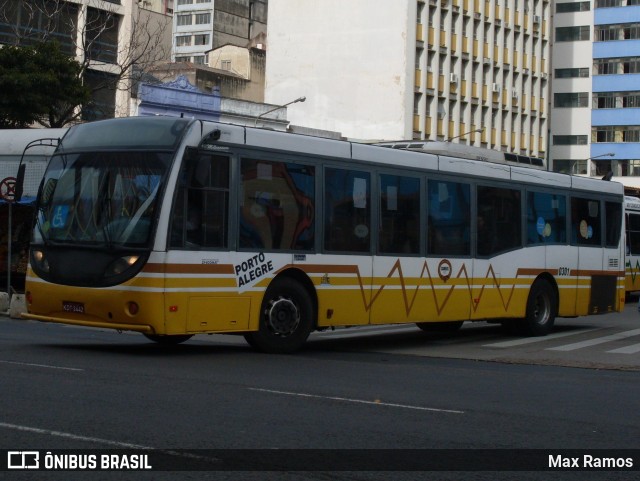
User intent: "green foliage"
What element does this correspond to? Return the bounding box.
[0,42,91,128]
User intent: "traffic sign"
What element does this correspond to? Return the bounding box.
[0,176,17,202]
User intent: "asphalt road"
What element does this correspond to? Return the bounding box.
[1,305,640,481]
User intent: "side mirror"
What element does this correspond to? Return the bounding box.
[14,163,26,202]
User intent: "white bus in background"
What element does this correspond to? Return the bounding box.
[0,128,68,201]
[0,128,67,293]
[625,196,640,294]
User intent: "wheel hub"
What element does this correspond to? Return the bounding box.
[265,297,300,337]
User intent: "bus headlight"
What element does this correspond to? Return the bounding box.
[31,249,50,273]
[105,255,140,277]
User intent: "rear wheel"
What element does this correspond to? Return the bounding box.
[416,320,464,332]
[519,279,557,336]
[244,277,315,353]
[143,334,193,345]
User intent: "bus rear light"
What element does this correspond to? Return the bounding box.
[169,305,178,312]
[26,291,32,304]
[127,301,139,316]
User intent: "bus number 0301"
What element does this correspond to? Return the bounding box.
[558,267,571,277]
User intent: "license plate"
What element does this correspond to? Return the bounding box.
[62,301,85,314]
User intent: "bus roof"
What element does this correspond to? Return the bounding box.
[200,120,623,196]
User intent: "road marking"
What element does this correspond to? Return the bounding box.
[0,422,152,449]
[546,328,640,352]
[483,328,602,348]
[0,360,83,372]
[606,343,640,354]
[247,387,464,414]
[0,422,219,463]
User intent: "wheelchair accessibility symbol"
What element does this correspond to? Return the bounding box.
[51,205,70,228]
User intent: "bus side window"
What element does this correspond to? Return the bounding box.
[526,192,567,245]
[379,174,420,255]
[477,186,522,256]
[427,180,471,256]
[628,213,640,254]
[605,201,622,248]
[571,197,601,246]
[239,159,315,250]
[170,154,229,249]
[324,167,371,253]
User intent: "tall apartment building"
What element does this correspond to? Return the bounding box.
[172,0,267,64]
[266,0,550,158]
[550,1,640,192]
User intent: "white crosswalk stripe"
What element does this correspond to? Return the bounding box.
[482,328,602,348]
[606,343,640,355]
[546,328,640,352]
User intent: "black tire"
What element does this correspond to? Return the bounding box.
[519,279,557,336]
[244,277,315,353]
[416,320,464,332]
[143,334,193,345]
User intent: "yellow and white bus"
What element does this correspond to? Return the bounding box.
[625,196,640,294]
[22,117,626,352]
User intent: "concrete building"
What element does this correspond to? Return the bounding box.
[549,1,640,193]
[266,0,550,160]
[172,0,268,64]
[0,0,172,122]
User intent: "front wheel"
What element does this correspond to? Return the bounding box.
[143,334,193,345]
[519,279,557,336]
[244,278,315,353]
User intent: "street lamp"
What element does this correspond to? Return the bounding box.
[446,127,483,142]
[570,152,614,175]
[254,96,306,127]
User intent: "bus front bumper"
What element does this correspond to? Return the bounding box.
[21,313,154,334]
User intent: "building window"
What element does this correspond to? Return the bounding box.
[557,1,590,12]
[193,34,210,45]
[556,26,590,42]
[595,0,630,7]
[221,60,231,70]
[555,67,589,78]
[176,35,191,47]
[177,0,193,5]
[554,92,589,108]
[553,135,588,145]
[193,56,205,65]
[86,8,119,64]
[175,56,191,63]
[596,24,640,42]
[195,13,211,24]
[177,14,192,26]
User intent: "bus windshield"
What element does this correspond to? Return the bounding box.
[34,151,172,248]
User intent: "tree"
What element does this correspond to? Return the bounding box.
[0,42,91,128]
[0,0,172,126]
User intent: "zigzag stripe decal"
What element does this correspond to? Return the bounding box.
[299,261,541,316]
